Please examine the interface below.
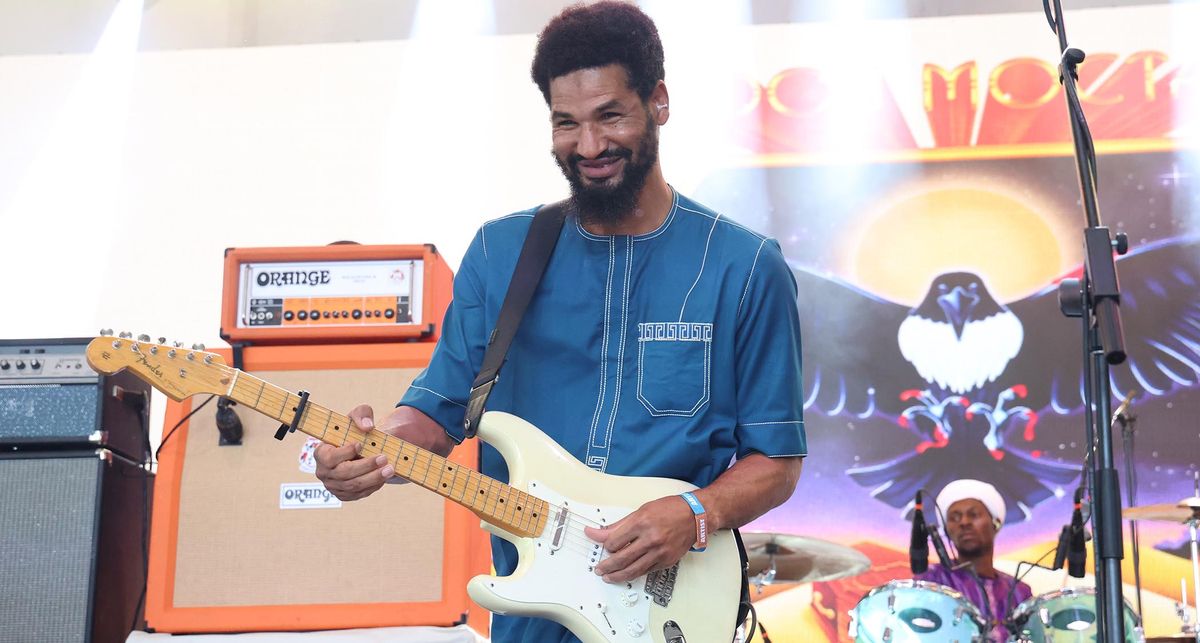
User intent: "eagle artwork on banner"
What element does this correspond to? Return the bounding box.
[796,236,1200,522]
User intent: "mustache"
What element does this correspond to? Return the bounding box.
[568,146,633,166]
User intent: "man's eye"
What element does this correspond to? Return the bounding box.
[602,112,621,120]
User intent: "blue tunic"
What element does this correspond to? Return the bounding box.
[400,191,806,643]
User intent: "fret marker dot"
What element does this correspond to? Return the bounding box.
[442,483,448,488]
[371,441,376,447]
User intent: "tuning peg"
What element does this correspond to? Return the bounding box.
[173,341,183,348]
[99,329,114,337]
[192,343,206,351]
[119,331,133,339]
[137,334,151,342]
[157,337,166,345]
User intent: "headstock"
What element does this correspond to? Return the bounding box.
[85,331,231,401]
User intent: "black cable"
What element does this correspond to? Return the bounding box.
[154,395,216,464]
[1003,544,1061,635]
[923,487,959,562]
[130,401,151,634]
[744,600,759,643]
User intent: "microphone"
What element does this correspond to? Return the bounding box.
[910,491,929,574]
[1051,525,1071,570]
[1067,487,1087,578]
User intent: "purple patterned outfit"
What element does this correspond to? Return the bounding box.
[917,564,1033,642]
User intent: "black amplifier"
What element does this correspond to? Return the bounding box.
[0,338,149,460]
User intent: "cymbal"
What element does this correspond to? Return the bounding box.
[742,532,870,584]
[1123,497,1200,524]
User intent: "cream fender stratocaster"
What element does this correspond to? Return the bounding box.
[85,336,743,643]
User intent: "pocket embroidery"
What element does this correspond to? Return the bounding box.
[637,322,713,416]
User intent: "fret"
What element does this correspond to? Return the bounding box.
[253,378,265,408]
[479,476,499,519]
[446,463,463,502]
[461,470,480,510]
[320,410,332,440]
[417,450,438,489]
[514,491,533,533]
[396,444,418,479]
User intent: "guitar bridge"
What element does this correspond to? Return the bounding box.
[645,563,679,607]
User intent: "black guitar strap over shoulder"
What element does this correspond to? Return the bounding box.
[462,200,567,439]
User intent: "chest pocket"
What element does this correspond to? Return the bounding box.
[636,322,712,417]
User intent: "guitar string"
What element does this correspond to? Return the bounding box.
[228,374,619,546]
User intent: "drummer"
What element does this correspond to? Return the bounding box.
[916,479,1033,642]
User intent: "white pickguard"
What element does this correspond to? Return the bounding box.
[465,412,742,643]
[476,480,654,640]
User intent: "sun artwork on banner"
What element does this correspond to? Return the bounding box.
[845,183,1074,305]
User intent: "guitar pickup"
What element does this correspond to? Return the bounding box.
[549,508,568,552]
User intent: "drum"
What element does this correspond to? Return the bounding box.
[850,580,987,643]
[1008,587,1145,643]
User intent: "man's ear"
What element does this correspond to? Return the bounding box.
[651,81,669,125]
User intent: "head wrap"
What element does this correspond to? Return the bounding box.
[937,479,1006,531]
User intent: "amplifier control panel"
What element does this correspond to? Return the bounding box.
[0,341,98,383]
[222,245,453,343]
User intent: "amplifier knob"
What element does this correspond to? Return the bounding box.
[310,309,319,320]
[297,310,308,320]
[15,360,26,370]
[30,359,42,370]
[385,309,395,319]
[352,310,362,320]
[0,360,9,370]
[284,311,294,321]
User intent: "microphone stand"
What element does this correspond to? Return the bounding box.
[1043,2,1131,642]
[1118,408,1144,622]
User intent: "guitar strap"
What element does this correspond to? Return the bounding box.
[463,200,567,439]
[460,200,754,637]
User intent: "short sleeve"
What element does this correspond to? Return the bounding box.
[733,238,807,458]
[399,228,490,443]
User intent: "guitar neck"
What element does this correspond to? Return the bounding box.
[223,369,549,538]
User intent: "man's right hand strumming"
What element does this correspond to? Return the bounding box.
[314,404,456,501]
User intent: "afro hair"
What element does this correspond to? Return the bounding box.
[530,1,665,104]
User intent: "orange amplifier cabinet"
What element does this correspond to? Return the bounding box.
[146,343,491,634]
[221,244,453,344]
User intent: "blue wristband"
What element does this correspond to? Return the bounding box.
[680,492,708,552]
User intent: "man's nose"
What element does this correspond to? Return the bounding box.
[576,123,606,159]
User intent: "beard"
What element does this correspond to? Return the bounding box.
[554,113,658,228]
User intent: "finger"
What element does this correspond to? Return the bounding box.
[601,549,659,584]
[347,404,375,430]
[314,442,359,468]
[594,536,648,576]
[320,452,389,482]
[588,515,637,553]
[324,465,389,497]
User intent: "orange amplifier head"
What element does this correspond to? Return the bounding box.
[221,244,453,344]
